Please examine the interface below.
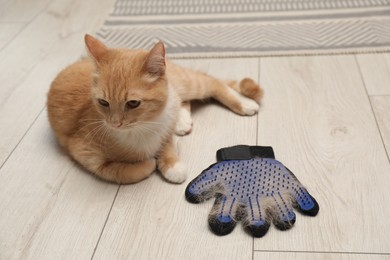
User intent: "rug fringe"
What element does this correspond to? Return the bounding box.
[168,47,390,59]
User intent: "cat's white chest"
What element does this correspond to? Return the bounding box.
[114,125,169,158]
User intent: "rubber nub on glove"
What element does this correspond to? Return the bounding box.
[246,222,271,238]
[185,183,203,203]
[208,214,236,236]
[296,193,320,217]
[274,216,296,231]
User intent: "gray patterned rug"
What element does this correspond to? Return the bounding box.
[96,0,390,58]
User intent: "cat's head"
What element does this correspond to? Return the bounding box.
[84,34,169,130]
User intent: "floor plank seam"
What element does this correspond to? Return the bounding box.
[0,24,25,52]
[0,0,55,52]
[252,239,255,260]
[0,106,45,171]
[368,94,390,97]
[354,55,390,164]
[256,57,261,146]
[90,184,121,260]
[253,250,390,256]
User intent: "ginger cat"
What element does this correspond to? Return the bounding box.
[47,35,263,184]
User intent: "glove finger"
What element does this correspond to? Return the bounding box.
[185,163,221,203]
[291,186,320,216]
[208,194,238,236]
[243,195,271,238]
[284,167,319,216]
[270,192,296,231]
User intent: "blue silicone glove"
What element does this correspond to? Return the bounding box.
[185,145,319,237]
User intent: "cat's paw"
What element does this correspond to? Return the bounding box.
[239,78,263,104]
[239,96,260,116]
[144,158,157,173]
[163,162,187,184]
[175,107,193,136]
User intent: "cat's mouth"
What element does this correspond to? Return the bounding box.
[109,124,129,131]
[107,121,136,131]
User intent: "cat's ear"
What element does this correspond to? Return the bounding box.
[142,41,166,80]
[84,34,108,63]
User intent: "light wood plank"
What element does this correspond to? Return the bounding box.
[0,0,114,166]
[371,96,390,159]
[92,58,259,260]
[255,56,390,253]
[356,53,390,95]
[0,0,52,23]
[0,23,25,50]
[254,252,390,260]
[0,111,118,259]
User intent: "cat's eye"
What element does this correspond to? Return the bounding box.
[98,99,109,107]
[126,100,141,109]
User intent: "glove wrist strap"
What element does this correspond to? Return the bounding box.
[216,145,275,161]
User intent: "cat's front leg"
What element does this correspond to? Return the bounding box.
[68,138,156,184]
[96,159,156,184]
[175,101,193,136]
[157,137,187,183]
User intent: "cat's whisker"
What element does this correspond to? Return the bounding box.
[84,123,106,144]
[132,124,152,138]
[84,126,101,144]
[81,121,105,127]
[89,125,107,146]
[77,120,106,134]
[131,123,146,131]
[99,125,110,151]
[135,125,160,136]
[125,121,166,135]
[138,121,167,126]
[127,120,166,127]
[143,125,161,135]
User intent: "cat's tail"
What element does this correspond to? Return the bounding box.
[224,78,263,104]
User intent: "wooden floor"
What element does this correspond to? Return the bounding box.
[1,0,390,259]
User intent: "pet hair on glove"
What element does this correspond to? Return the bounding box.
[185,145,319,237]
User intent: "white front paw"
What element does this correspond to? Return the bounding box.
[175,108,193,136]
[164,162,187,184]
[240,97,259,116]
[226,87,259,116]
